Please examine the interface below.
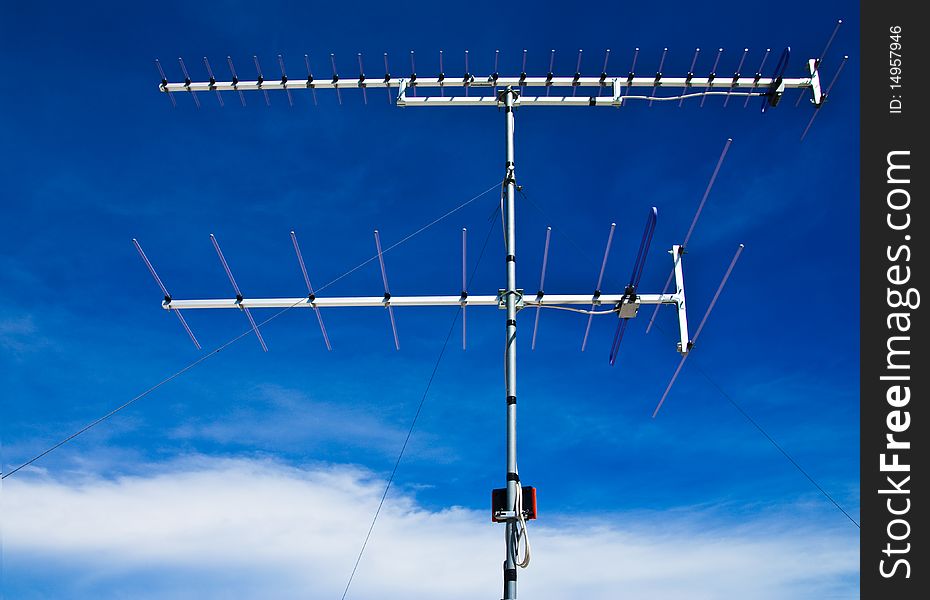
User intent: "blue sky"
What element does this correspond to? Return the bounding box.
[1,1,859,598]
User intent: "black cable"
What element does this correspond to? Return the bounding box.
[340,214,497,600]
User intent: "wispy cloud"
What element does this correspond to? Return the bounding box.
[167,383,453,463]
[4,456,859,599]
[0,313,53,357]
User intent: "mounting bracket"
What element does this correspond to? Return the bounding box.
[808,58,824,106]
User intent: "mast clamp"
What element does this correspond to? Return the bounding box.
[498,289,525,310]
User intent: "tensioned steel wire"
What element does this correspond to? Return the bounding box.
[340,209,499,600]
[1,181,502,480]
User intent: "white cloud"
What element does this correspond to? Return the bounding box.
[3,456,858,599]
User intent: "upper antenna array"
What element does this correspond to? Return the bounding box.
[156,44,844,114]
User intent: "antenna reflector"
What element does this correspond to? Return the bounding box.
[801,56,848,140]
[652,244,744,417]
[647,138,732,334]
[609,207,657,365]
[798,19,844,106]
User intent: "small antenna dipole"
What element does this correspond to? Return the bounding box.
[210,234,269,352]
[464,49,471,97]
[581,223,616,351]
[723,48,748,107]
[409,50,417,98]
[624,47,640,97]
[132,239,200,349]
[374,230,400,350]
[462,227,468,350]
[680,48,700,107]
[745,49,771,108]
[357,53,368,105]
[531,227,552,351]
[253,55,271,106]
[546,49,556,96]
[203,57,224,107]
[331,54,342,105]
[493,49,500,96]
[227,56,247,106]
[384,53,393,104]
[648,48,668,106]
[278,54,294,107]
[572,49,583,97]
[178,57,200,108]
[438,49,444,97]
[701,48,723,107]
[652,244,744,417]
[290,231,332,351]
[155,59,176,107]
[304,54,318,106]
[598,49,611,97]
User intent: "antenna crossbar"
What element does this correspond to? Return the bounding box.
[161,67,822,107]
[164,292,680,310]
[161,74,814,93]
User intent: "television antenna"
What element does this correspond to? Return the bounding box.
[144,36,846,600]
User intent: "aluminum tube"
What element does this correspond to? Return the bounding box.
[502,87,518,600]
[164,292,680,310]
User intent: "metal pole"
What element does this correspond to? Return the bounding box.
[502,86,519,600]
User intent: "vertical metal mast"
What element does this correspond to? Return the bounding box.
[502,86,519,600]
